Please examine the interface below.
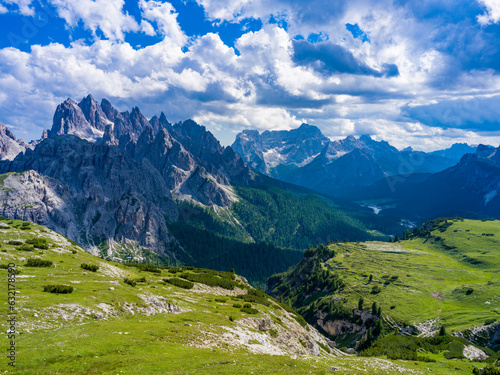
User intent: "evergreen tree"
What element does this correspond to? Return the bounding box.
[368,274,373,283]
[373,319,383,336]
[394,235,400,242]
[358,297,364,310]
[371,302,378,315]
[439,326,447,336]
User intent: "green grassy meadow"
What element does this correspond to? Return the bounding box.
[0,217,494,374]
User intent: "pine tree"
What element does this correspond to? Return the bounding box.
[373,319,383,336]
[371,302,378,315]
[439,326,447,336]
[368,274,373,283]
[358,297,364,310]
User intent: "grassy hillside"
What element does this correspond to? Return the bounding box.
[0,217,484,374]
[267,218,500,358]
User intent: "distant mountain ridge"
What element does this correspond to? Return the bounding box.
[342,144,500,220]
[232,125,478,196]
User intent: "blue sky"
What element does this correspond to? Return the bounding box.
[1,0,500,150]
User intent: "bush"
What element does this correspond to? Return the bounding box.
[43,284,73,294]
[135,277,147,283]
[371,285,382,294]
[240,307,259,314]
[215,298,227,303]
[269,329,278,338]
[179,272,238,290]
[124,278,137,287]
[81,263,99,272]
[293,314,308,328]
[473,366,500,375]
[25,258,52,267]
[232,303,242,308]
[8,240,22,246]
[163,278,194,289]
[26,238,49,249]
[124,263,161,274]
[243,303,252,308]
[19,243,35,251]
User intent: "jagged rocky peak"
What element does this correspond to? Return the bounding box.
[232,123,330,174]
[50,95,164,143]
[0,122,26,160]
[50,97,103,141]
[149,112,171,133]
[172,119,224,156]
[78,94,110,132]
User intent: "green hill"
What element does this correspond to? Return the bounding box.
[267,218,500,362]
[0,217,487,374]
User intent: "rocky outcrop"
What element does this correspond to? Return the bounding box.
[0,136,179,258]
[232,123,329,175]
[0,122,27,160]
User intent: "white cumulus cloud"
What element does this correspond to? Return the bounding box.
[477,0,500,25]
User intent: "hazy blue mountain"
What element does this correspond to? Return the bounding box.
[342,145,500,220]
[233,126,479,196]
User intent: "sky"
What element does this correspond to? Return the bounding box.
[1,0,500,150]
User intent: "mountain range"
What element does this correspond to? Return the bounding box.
[232,125,478,196]
[0,95,394,286]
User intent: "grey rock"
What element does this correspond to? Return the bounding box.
[0,122,26,160]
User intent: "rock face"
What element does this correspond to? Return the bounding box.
[0,96,255,259]
[232,124,330,176]
[233,126,476,196]
[0,122,27,160]
[0,136,178,257]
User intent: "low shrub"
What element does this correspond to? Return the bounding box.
[293,314,308,328]
[19,243,35,251]
[243,303,252,308]
[371,285,382,294]
[214,298,227,303]
[232,303,242,308]
[25,258,52,267]
[163,278,194,289]
[8,240,22,246]
[269,329,278,338]
[179,272,238,290]
[80,263,99,272]
[240,307,259,314]
[135,277,147,283]
[124,263,161,274]
[473,366,500,375]
[124,278,137,287]
[26,238,49,249]
[43,284,73,294]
